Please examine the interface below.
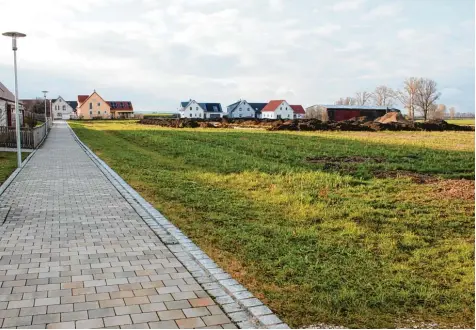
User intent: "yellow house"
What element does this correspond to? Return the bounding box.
[76,91,111,119]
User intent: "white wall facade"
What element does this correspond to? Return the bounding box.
[262,101,294,119]
[180,101,205,119]
[0,100,7,126]
[294,113,305,119]
[227,101,255,118]
[52,97,74,120]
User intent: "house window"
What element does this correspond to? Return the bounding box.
[196,107,198,110]
[239,108,242,111]
[189,114,192,117]
[98,102,101,106]
[90,111,93,115]
[98,111,101,115]
[190,107,192,110]
[89,103,92,109]
[104,111,107,114]
[62,105,66,111]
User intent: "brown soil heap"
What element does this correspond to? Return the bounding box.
[139,117,474,132]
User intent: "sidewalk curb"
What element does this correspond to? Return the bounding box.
[68,123,289,329]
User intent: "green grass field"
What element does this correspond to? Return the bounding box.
[70,121,475,329]
[446,119,475,126]
[0,152,28,184]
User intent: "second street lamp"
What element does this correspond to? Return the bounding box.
[42,90,48,135]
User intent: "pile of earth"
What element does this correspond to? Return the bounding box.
[139,117,474,132]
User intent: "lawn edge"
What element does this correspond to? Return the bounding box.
[68,122,290,329]
[0,143,40,197]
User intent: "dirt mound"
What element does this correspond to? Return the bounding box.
[415,119,474,131]
[139,117,474,132]
[375,112,411,125]
[430,179,475,200]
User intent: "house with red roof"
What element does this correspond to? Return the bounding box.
[76,90,134,119]
[261,100,294,120]
[290,105,306,119]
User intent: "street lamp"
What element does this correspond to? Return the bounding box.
[2,31,26,168]
[42,90,48,135]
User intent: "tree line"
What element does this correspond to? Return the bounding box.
[332,77,455,121]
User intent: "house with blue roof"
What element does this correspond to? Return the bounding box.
[226,100,267,119]
[179,100,224,119]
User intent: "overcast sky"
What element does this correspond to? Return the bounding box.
[0,0,474,113]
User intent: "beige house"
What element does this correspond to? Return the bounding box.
[77,91,111,119]
[76,90,134,119]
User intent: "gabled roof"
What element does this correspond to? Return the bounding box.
[248,103,268,112]
[67,101,78,110]
[227,101,241,113]
[262,100,286,112]
[0,81,15,102]
[78,95,89,104]
[199,103,223,113]
[291,105,306,114]
[108,101,133,111]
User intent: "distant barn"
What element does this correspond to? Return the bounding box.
[308,105,401,122]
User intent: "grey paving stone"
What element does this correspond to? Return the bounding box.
[114,305,141,316]
[76,318,104,329]
[104,315,132,327]
[88,308,115,319]
[32,313,61,325]
[131,312,159,324]
[148,320,178,329]
[3,316,33,327]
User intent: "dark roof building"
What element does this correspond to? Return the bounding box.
[108,101,133,111]
[309,105,401,121]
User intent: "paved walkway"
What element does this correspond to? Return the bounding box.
[0,122,236,329]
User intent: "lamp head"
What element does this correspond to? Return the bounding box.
[2,32,26,51]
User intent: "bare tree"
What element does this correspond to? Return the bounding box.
[435,104,447,119]
[335,97,355,105]
[449,106,456,119]
[372,85,395,106]
[305,105,328,121]
[415,78,441,121]
[354,91,372,106]
[395,77,420,121]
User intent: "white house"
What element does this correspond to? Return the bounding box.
[291,105,306,119]
[261,100,295,119]
[51,96,75,120]
[226,100,267,119]
[179,100,224,119]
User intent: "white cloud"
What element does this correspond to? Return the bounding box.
[362,3,402,20]
[331,0,366,12]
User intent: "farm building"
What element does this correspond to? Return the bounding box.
[307,105,401,121]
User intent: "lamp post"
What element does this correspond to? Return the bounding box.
[42,90,48,135]
[2,31,26,168]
